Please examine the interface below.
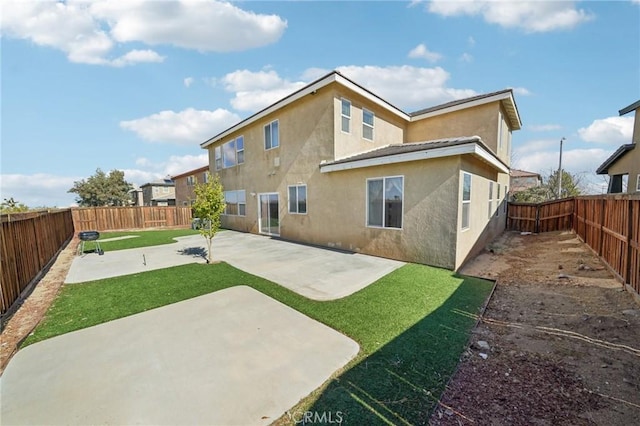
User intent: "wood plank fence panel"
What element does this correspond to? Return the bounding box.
[1,210,74,317]
[510,195,639,300]
[71,206,192,231]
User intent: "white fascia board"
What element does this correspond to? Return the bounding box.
[410,92,513,122]
[201,73,410,149]
[320,143,509,174]
[201,74,339,149]
[473,144,510,173]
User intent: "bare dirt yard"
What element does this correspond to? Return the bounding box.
[431,230,640,426]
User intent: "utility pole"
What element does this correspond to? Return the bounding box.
[557,137,566,199]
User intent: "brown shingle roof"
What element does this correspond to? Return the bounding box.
[322,136,498,167]
[510,169,541,178]
[410,89,513,116]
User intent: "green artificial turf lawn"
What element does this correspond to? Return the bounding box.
[91,228,200,252]
[24,262,493,424]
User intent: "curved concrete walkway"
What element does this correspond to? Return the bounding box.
[1,286,359,425]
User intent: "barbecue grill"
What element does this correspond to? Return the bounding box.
[77,231,104,255]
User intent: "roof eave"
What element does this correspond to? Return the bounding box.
[595,144,635,174]
[619,100,640,116]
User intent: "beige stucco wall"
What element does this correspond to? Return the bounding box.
[333,89,406,159]
[455,158,509,269]
[406,102,511,166]
[632,108,640,144]
[608,147,640,193]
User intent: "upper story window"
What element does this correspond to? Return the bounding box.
[214,147,222,170]
[363,109,374,141]
[236,136,244,164]
[367,176,403,229]
[264,120,279,150]
[462,173,472,230]
[186,175,196,186]
[223,139,236,168]
[341,99,351,133]
[203,172,209,183]
[637,175,640,192]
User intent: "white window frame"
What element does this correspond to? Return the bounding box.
[488,181,494,220]
[186,175,195,186]
[496,183,501,216]
[223,190,246,216]
[363,108,374,141]
[637,175,640,192]
[366,175,404,230]
[264,120,279,150]
[341,99,351,134]
[203,172,209,183]
[288,184,307,215]
[214,146,222,170]
[222,139,237,169]
[462,172,472,231]
[236,136,244,164]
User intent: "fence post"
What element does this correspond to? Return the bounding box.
[625,198,633,285]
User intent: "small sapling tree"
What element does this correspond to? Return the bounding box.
[192,172,226,263]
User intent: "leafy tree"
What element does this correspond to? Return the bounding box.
[511,170,582,203]
[68,168,133,206]
[0,197,29,213]
[192,172,226,264]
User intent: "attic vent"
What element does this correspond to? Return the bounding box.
[274,157,280,167]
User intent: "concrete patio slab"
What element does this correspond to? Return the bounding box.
[65,231,405,300]
[0,286,359,425]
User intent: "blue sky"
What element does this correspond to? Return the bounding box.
[2,0,639,207]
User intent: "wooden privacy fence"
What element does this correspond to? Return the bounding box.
[508,195,640,298]
[1,210,74,317]
[72,206,193,231]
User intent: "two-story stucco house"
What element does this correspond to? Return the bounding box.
[200,71,521,270]
[140,178,176,206]
[172,165,209,206]
[596,100,640,194]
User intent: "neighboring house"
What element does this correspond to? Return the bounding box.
[140,178,176,206]
[172,165,210,206]
[129,186,144,206]
[509,169,542,194]
[596,100,640,194]
[200,71,521,270]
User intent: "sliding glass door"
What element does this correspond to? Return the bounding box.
[258,193,279,236]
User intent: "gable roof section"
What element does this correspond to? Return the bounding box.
[201,71,409,149]
[201,71,522,149]
[510,169,541,178]
[320,136,509,174]
[410,89,522,130]
[596,144,636,174]
[619,100,640,116]
[171,165,209,180]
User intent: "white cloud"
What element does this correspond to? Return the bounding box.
[1,0,286,65]
[578,116,634,144]
[221,69,307,112]
[527,124,562,132]
[336,65,477,110]
[184,77,194,88]
[459,53,473,62]
[120,108,241,145]
[468,36,476,47]
[511,87,532,96]
[408,43,443,62]
[427,1,594,33]
[126,154,209,182]
[1,173,80,208]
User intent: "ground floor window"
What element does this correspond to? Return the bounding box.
[462,173,472,230]
[367,176,403,229]
[288,185,307,214]
[224,190,246,216]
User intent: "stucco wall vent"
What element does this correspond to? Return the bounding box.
[274,157,280,167]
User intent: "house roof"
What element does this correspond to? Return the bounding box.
[200,70,522,148]
[619,100,640,116]
[171,165,209,180]
[596,144,636,174]
[141,178,175,188]
[151,194,176,201]
[410,89,522,130]
[319,136,509,174]
[510,169,541,178]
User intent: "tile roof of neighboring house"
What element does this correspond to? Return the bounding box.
[172,165,209,180]
[619,100,640,116]
[510,169,541,178]
[201,70,522,148]
[596,144,636,174]
[319,136,509,174]
[141,178,175,187]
